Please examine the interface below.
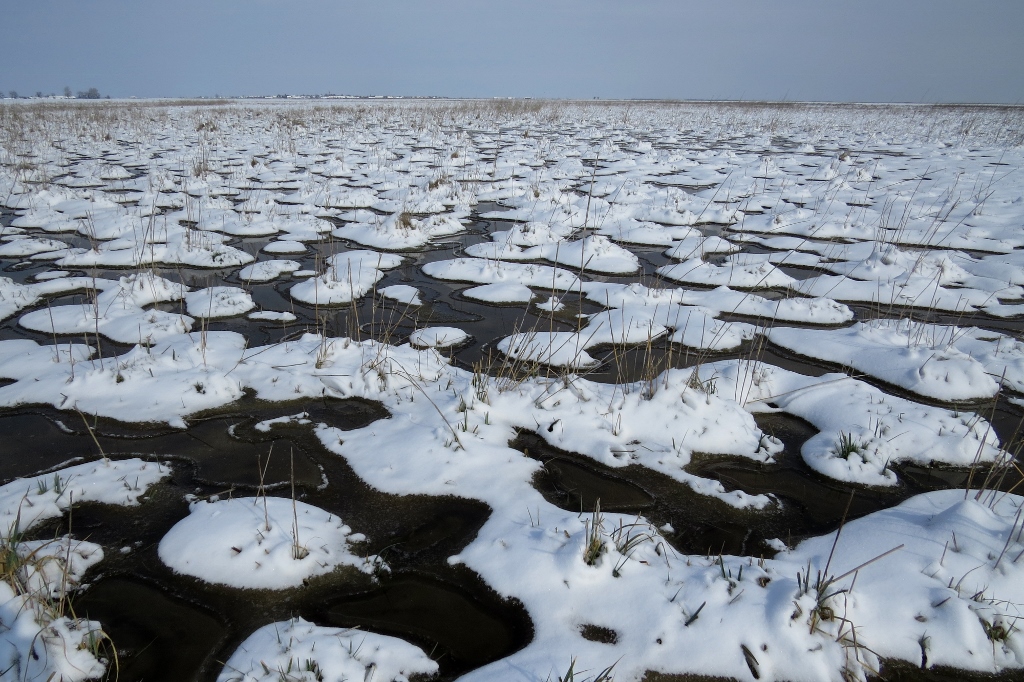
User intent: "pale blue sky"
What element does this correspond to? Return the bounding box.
[2,0,1022,102]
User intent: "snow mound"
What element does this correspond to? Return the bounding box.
[186,286,256,318]
[263,240,307,254]
[408,326,468,349]
[158,497,379,589]
[380,284,422,306]
[463,283,534,304]
[497,331,598,369]
[217,617,438,682]
[290,250,403,306]
[239,260,300,283]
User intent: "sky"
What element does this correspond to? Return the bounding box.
[1,0,1023,103]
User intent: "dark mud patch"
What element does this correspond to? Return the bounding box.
[878,659,1022,681]
[387,500,492,557]
[43,453,516,682]
[325,573,532,675]
[513,430,782,556]
[693,413,908,529]
[0,396,389,488]
[11,397,524,682]
[641,673,734,682]
[0,409,327,489]
[76,578,228,682]
[579,624,618,644]
[527,448,655,513]
[513,409,1004,559]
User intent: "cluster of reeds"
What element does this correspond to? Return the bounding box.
[0,493,117,679]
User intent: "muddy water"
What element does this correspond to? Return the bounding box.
[17,379,1012,682]
[515,408,1022,558]
[326,575,528,670]
[3,203,1024,682]
[514,420,904,559]
[529,451,656,513]
[75,579,228,682]
[25,398,530,681]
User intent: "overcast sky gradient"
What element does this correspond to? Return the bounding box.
[2,0,1022,103]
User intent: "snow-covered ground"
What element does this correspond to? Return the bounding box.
[1,98,1023,682]
[0,458,170,682]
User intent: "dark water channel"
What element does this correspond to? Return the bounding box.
[2,203,1023,682]
[20,396,531,682]
[513,408,1015,560]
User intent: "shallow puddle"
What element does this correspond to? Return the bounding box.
[530,454,655,513]
[325,574,532,674]
[513,431,775,556]
[513,409,1011,559]
[388,502,492,556]
[35,447,519,682]
[0,395,389,489]
[75,579,228,682]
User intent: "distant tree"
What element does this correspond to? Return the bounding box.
[8,91,17,99]
[36,91,42,98]
[76,87,101,99]
[63,86,72,98]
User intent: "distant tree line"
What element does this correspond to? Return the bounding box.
[2,86,106,99]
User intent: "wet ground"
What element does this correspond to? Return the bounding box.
[23,396,530,681]
[3,202,1023,682]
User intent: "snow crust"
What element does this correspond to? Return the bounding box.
[217,618,438,682]
[769,320,1004,401]
[249,310,297,322]
[408,326,469,348]
[186,286,256,318]
[462,282,534,303]
[239,259,301,282]
[465,234,640,274]
[263,240,307,254]
[19,272,192,344]
[422,258,582,291]
[0,276,105,322]
[0,458,170,682]
[379,284,422,306]
[290,250,403,305]
[713,360,1005,485]
[0,456,168,533]
[2,99,1024,682]
[333,211,466,250]
[159,497,379,589]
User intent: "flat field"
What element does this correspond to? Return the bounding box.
[1,99,1023,682]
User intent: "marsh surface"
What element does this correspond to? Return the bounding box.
[1,99,1023,682]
